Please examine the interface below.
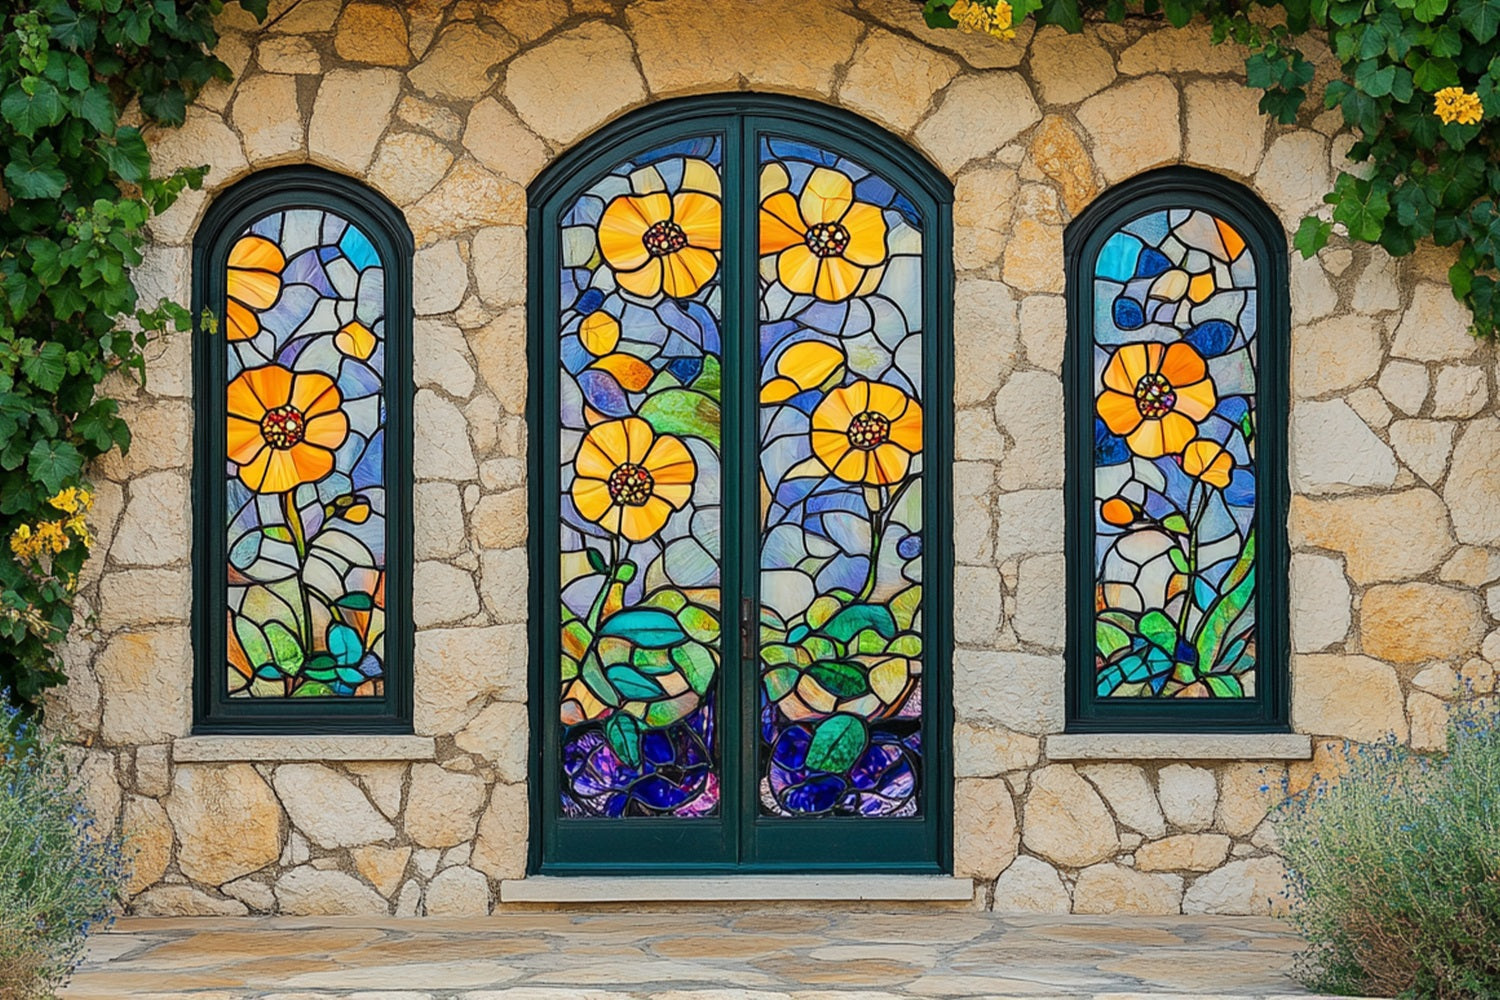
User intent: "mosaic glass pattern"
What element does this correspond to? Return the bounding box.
[757,138,926,816]
[557,138,724,817]
[223,210,389,699]
[1092,208,1259,699]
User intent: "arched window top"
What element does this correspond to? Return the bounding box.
[530,97,954,871]
[1064,167,1289,731]
[192,167,414,732]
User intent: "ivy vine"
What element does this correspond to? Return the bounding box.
[0,0,264,708]
[929,0,1500,336]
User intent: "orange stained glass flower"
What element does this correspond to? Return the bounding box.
[1096,341,1217,458]
[1100,496,1139,527]
[570,417,697,542]
[226,364,350,494]
[811,380,923,486]
[1182,437,1236,489]
[597,165,721,300]
[225,235,286,341]
[761,166,889,302]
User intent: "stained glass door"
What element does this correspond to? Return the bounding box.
[536,100,951,874]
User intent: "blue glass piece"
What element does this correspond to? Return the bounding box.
[1096,232,1142,281]
[338,225,380,271]
[854,174,897,208]
[577,369,632,417]
[1124,210,1172,244]
[352,429,384,490]
[765,136,840,166]
[560,336,592,374]
[1094,418,1131,466]
[1225,469,1256,508]
[892,193,922,230]
[1134,247,1173,278]
[1184,319,1236,356]
[1112,296,1146,331]
[666,356,703,383]
[897,535,922,559]
[576,288,606,315]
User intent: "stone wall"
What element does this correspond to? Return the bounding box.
[49,0,1500,917]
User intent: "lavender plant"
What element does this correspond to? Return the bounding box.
[0,699,128,1000]
[1278,700,1500,999]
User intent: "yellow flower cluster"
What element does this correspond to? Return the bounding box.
[1434,87,1484,126]
[9,488,95,562]
[950,0,1016,39]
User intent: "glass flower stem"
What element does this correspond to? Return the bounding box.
[281,490,314,655]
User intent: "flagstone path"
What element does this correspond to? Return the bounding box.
[62,910,1364,999]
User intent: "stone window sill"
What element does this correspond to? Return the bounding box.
[172,734,436,763]
[1044,733,1313,761]
[499,875,975,903]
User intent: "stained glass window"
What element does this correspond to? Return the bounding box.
[557,137,725,817]
[539,100,950,867]
[195,170,411,729]
[1069,170,1287,727]
[757,139,927,817]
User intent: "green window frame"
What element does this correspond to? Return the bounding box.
[191,166,415,733]
[528,95,955,874]
[1064,167,1291,731]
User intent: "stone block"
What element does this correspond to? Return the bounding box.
[415,481,466,561]
[914,72,1042,174]
[953,649,1064,734]
[272,763,393,849]
[407,159,527,244]
[953,164,1019,270]
[1447,420,1500,546]
[414,625,528,734]
[334,2,411,66]
[1076,76,1181,184]
[1256,132,1331,222]
[1183,79,1267,176]
[1392,283,1481,361]
[472,226,527,308]
[1378,360,1430,415]
[413,243,468,317]
[351,845,411,897]
[368,131,453,207]
[993,855,1071,913]
[1361,584,1484,664]
[1029,27,1116,106]
[953,277,1019,404]
[1408,691,1450,751]
[425,865,492,916]
[1431,365,1488,418]
[840,30,960,132]
[1183,856,1288,915]
[1292,654,1409,741]
[1073,864,1183,915]
[504,23,645,145]
[1292,314,1383,397]
[1291,488,1454,584]
[480,548,529,624]
[97,628,191,745]
[133,886,248,917]
[1290,553,1351,653]
[1215,762,1285,837]
[1117,23,1247,75]
[1002,215,1066,294]
[472,782,529,879]
[404,763,487,848]
[995,372,1065,490]
[409,21,517,99]
[166,764,282,885]
[230,72,304,164]
[414,389,479,480]
[954,777,1018,879]
[1079,763,1165,839]
[953,565,1005,646]
[98,568,190,631]
[1291,399,1397,493]
[1388,420,1457,487]
[275,867,389,915]
[1157,764,1216,832]
[1028,116,1097,217]
[1022,765,1120,867]
[1134,833,1231,871]
[308,69,401,174]
[456,702,530,784]
[412,561,480,628]
[953,722,1041,777]
[112,471,189,566]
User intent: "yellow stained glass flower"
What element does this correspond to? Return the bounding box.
[1434,87,1484,126]
[597,168,721,299]
[1096,342,1217,458]
[225,235,286,341]
[226,364,350,494]
[761,340,846,403]
[811,380,923,486]
[1182,437,1235,489]
[761,167,890,302]
[570,417,696,542]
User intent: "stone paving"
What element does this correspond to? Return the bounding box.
[61,909,1361,999]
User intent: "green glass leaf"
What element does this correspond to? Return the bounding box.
[1169,547,1191,574]
[291,681,334,698]
[805,714,869,774]
[581,653,620,708]
[604,713,642,767]
[671,642,717,695]
[1195,532,1258,674]
[598,608,687,648]
[1161,514,1189,535]
[264,622,305,675]
[303,654,339,683]
[631,647,674,675]
[1096,620,1131,659]
[808,660,870,699]
[677,604,719,643]
[1139,610,1179,653]
[334,592,374,611]
[889,585,922,631]
[234,617,272,671]
[1204,674,1245,698]
[887,633,923,657]
[822,604,898,643]
[636,388,720,447]
[763,666,799,701]
[585,548,608,573]
[604,664,666,700]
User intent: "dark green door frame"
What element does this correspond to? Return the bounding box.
[527,94,955,875]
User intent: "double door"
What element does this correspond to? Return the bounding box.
[533,99,950,873]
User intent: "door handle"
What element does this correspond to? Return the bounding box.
[740,597,755,659]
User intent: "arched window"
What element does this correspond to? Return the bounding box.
[531,96,953,872]
[192,167,413,732]
[1065,167,1289,730]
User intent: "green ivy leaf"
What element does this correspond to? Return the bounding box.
[26,439,82,494]
[21,342,67,392]
[1293,216,1333,258]
[4,141,67,200]
[1331,173,1392,242]
[1458,0,1500,41]
[1,81,66,137]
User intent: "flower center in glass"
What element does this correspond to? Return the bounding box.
[261,404,307,449]
[1134,372,1177,419]
[642,220,688,257]
[805,221,851,258]
[607,462,655,506]
[847,411,891,450]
